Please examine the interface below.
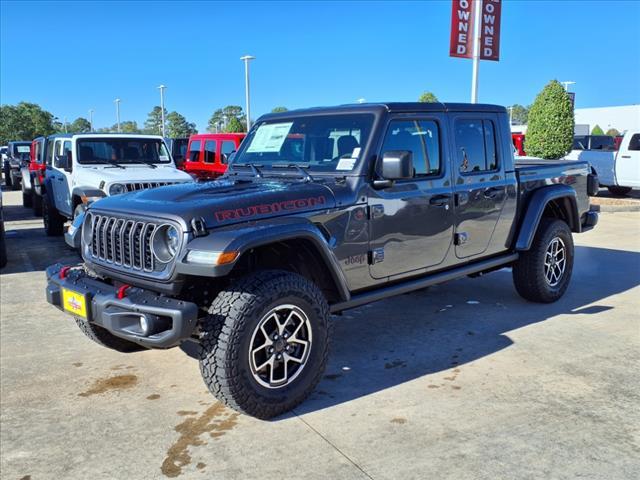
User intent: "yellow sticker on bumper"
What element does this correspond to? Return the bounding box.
[62,288,88,319]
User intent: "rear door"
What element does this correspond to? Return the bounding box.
[616,133,640,187]
[450,114,510,259]
[368,114,455,279]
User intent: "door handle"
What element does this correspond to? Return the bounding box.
[429,194,451,206]
[57,177,64,182]
[483,187,503,199]
[620,155,631,159]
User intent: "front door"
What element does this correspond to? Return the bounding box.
[369,115,455,279]
[616,133,640,188]
[51,138,73,217]
[450,114,509,258]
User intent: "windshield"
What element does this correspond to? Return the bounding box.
[232,114,374,173]
[77,138,171,165]
[12,143,31,160]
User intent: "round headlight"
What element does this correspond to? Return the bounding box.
[109,183,125,195]
[166,226,180,256]
[152,224,180,263]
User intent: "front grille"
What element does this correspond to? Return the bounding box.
[88,214,158,272]
[123,181,175,192]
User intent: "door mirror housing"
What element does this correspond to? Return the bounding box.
[55,152,72,171]
[374,150,413,188]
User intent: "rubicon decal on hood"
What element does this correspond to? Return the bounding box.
[215,195,327,222]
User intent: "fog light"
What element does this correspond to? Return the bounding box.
[139,316,150,336]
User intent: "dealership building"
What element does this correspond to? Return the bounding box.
[511,104,640,135]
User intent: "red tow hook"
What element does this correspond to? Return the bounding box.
[116,285,131,300]
[59,266,72,279]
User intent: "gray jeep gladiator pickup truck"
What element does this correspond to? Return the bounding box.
[45,103,598,418]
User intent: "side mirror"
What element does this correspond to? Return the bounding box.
[55,152,72,171]
[374,150,413,188]
[225,152,236,164]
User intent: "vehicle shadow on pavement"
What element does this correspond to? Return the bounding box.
[0,227,80,274]
[291,245,640,416]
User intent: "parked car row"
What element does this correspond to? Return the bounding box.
[42,102,600,419]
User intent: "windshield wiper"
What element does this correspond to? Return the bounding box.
[138,159,158,169]
[105,159,125,169]
[272,163,313,182]
[233,163,263,178]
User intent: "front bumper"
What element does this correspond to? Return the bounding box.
[45,264,199,349]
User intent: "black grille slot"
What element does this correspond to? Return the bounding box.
[124,181,174,192]
[87,214,163,273]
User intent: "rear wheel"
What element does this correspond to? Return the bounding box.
[0,221,7,269]
[607,186,632,197]
[33,192,43,216]
[74,318,146,353]
[22,183,32,208]
[3,165,12,187]
[42,195,65,236]
[199,270,331,419]
[10,173,20,190]
[512,218,574,303]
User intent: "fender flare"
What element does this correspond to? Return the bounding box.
[71,186,106,208]
[178,221,351,302]
[20,167,32,191]
[515,184,580,251]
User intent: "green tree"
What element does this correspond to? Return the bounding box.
[0,102,56,144]
[271,106,288,113]
[144,106,168,135]
[207,105,246,133]
[69,117,91,133]
[224,116,245,133]
[525,80,574,159]
[605,128,620,137]
[591,124,604,135]
[166,111,197,137]
[418,92,438,103]
[109,121,141,133]
[509,104,530,125]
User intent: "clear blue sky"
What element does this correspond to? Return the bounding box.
[1,0,639,132]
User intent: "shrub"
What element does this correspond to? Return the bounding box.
[591,124,604,135]
[525,80,574,159]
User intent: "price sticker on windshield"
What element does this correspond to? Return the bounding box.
[247,122,294,153]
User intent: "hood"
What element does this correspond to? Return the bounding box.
[88,178,337,230]
[79,165,192,184]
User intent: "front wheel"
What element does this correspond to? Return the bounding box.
[199,270,331,419]
[42,195,65,236]
[3,165,12,187]
[512,218,574,303]
[22,183,32,208]
[75,318,146,353]
[33,192,43,216]
[607,186,632,197]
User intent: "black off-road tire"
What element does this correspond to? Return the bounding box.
[43,195,65,236]
[513,218,574,303]
[2,165,11,187]
[199,270,331,419]
[74,317,147,353]
[33,192,43,216]
[22,185,32,208]
[0,221,7,269]
[10,173,20,190]
[607,186,632,197]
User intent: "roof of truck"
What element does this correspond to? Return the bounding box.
[45,133,164,140]
[261,102,507,120]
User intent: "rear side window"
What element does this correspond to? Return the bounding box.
[628,134,640,151]
[188,140,201,162]
[590,136,615,150]
[381,120,441,177]
[455,119,498,173]
[204,140,216,163]
[221,140,237,164]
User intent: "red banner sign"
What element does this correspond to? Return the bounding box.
[449,0,475,59]
[479,0,501,61]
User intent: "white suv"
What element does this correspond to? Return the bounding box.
[43,133,193,240]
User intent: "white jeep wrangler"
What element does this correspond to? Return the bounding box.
[42,133,193,244]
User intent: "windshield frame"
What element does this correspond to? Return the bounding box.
[229,111,380,177]
[75,137,173,166]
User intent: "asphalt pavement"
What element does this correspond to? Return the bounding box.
[1,188,639,480]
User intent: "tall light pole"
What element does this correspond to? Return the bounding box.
[114,98,121,132]
[88,109,94,131]
[157,84,166,137]
[561,81,576,92]
[240,55,255,131]
[64,117,68,133]
[470,0,482,103]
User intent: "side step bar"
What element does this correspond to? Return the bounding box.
[330,253,519,314]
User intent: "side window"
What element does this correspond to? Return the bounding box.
[204,140,216,163]
[455,119,499,173]
[381,120,441,177]
[221,140,236,164]
[626,134,640,151]
[45,140,54,166]
[188,140,201,162]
